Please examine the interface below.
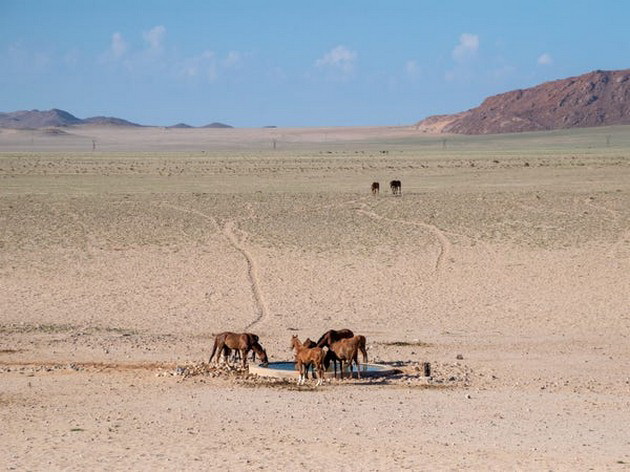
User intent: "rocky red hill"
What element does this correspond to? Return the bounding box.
[417,69,630,134]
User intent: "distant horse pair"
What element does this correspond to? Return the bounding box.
[371,180,401,196]
[208,332,268,367]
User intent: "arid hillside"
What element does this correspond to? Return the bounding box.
[417,69,630,134]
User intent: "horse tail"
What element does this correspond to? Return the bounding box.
[208,339,219,363]
[357,335,368,364]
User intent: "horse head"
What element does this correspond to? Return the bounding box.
[290,335,301,351]
[259,349,269,366]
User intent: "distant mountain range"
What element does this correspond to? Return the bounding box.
[417,68,630,134]
[0,108,233,129]
[5,69,629,135]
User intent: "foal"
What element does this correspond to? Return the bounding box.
[290,335,325,386]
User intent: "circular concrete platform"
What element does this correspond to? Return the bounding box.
[249,361,400,380]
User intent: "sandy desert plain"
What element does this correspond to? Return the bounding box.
[0,124,629,470]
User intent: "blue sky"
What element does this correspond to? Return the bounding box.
[1,1,628,127]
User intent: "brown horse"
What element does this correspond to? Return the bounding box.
[371,182,380,195]
[303,338,337,378]
[390,180,401,195]
[316,329,368,365]
[209,332,268,367]
[290,335,325,386]
[229,333,261,363]
[328,336,363,379]
[315,329,354,347]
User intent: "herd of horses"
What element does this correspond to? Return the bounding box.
[208,329,368,385]
[371,180,401,196]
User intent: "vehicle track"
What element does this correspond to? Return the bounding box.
[223,220,269,331]
[162,204,268,331]
[352,200,452,277]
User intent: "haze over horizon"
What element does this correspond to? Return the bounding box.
[1,0,629,128]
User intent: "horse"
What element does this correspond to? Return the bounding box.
[208,332,268,367]
[390,180,401,195]
[371,182,380,195]
[316,329,368,366]
[315,329,355,347]
[328,336,363,379]
[290,335,325,386]
[229,333,261,363]
[302,338,337,378]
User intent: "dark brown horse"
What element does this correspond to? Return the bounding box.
[390,180,401,195]
[208,332,268,367]
[371,182,380,195]
[315,329,354,347]
[316,329,368,366]
[290,335,325,386]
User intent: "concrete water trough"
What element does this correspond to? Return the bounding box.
[249,361,400,380]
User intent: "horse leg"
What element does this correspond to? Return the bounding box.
[361,346,368,364]
[215,340,226,364]
[223,346,233,364]
[240,348,248,368]
[297,360,303,385]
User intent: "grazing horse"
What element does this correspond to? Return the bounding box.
[317,329,368,366]
[371,182,380,195]
[208,332,268,367]
[390,180,402,195]
[290,335,325,386]
[229,333,261,363]
[328,336,363,379]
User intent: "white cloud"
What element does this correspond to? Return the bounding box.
[405,59,421,78]
[223,50,242,68]
[143,25,166,51]
[452,33,479,62]
[537,53,553,65]
[315,45,357,75]
[178,50,217,81]
[111,32,127,58]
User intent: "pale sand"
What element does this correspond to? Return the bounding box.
[1,125,629,470]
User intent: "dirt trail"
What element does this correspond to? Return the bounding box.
[162,203,268,331]
[223,221,269,331]
[353,200,452,277]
